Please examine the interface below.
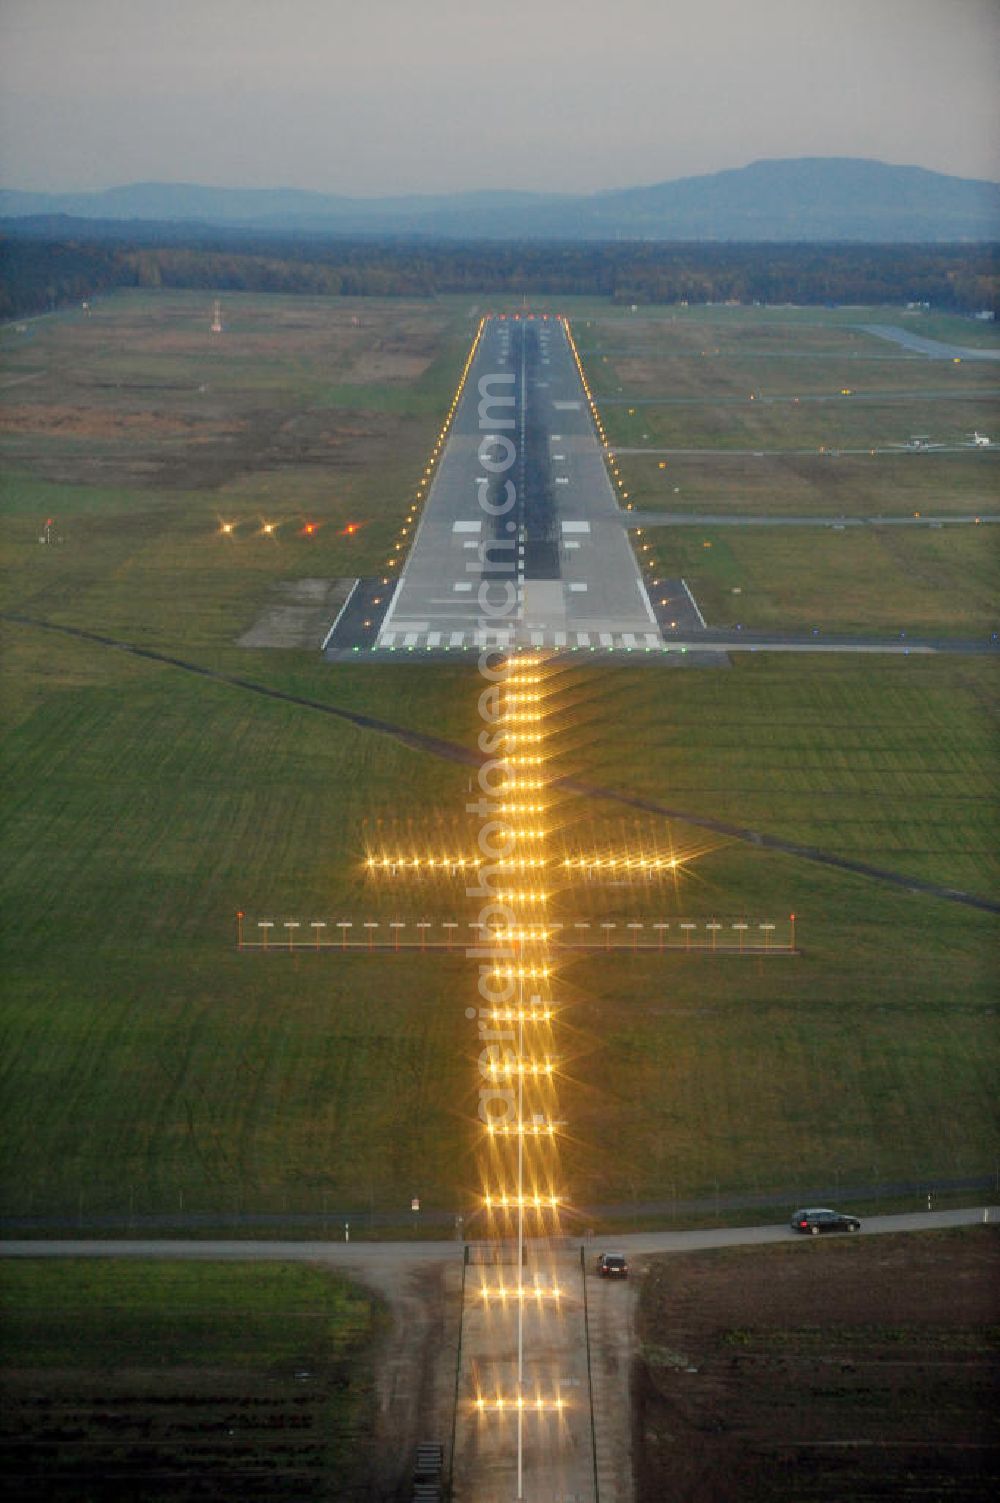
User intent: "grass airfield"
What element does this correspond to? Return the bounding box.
[0,292,997,1228]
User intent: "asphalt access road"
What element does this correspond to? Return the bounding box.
[2,1208,992,1265]
[860,324,1000,361]
[650,629,997,657]
[622,511,1000,529]
[581,347,980,363]
[606,445,998,456]
[597,389,1000,405]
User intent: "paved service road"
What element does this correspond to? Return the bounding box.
[860,324,1000,361]
[1,1208,991,1266]
[623,511,1000,529]
[5,1211,991,1502]
[369,315,662,656]
[607,444,998,456]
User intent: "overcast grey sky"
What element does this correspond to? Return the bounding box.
[1,0,997,194]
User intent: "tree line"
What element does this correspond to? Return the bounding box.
[1,225,996,321]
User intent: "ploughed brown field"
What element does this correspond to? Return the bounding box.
[635,1227,999,1501]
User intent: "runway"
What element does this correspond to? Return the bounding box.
[326,315,664,657]
[319,315,998,663]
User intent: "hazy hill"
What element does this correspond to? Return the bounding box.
[2,159,997,241]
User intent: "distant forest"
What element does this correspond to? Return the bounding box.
[1,227,996,320]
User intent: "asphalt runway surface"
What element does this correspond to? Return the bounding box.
[326,315,665,657]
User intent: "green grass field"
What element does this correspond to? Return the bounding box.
[0,1258,379,1499]
[615,450,997,518]
[1,291,997,1227]
[635,523,996,634]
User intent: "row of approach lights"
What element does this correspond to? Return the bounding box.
[479,657,563,1222]
[217,519,362,539]
[474,1394,567,1414]
[366,853,684,872]
[381,316,488,579]
[479,1281,562,1299]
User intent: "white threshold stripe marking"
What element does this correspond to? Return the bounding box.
[681,576,708,628]
[374,572,407,638]
[320,577,360,651]
[636,576,659,626]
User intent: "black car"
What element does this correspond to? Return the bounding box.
[790,1207,861,1235]
[596,1252,629,1278]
